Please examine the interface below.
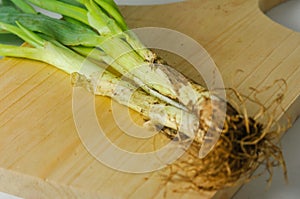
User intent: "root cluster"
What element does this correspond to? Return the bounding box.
[161,92,288,192]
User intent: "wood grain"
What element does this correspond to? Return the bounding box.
[1,0,300,198]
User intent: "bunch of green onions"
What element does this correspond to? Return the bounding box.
[0,0,286,190]
[0,0,216,149]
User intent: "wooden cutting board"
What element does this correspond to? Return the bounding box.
[1,0,300,198]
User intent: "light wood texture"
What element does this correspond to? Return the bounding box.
[1,0,300,198]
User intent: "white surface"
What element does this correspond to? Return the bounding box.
[0,192,22,199]
[266,0,300,32]
[114,0,183,5]
[0,0,300,199]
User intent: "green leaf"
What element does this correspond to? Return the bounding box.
[16,21,45,47]
[10,0,37,14]
[58,0,85,8]
[0,12,103,46]
[85,0,112,35]
[0,21,42,48]
[1,0,15,6]
[0,6,21,14]
[62,15,91,29]
[0,34,23,45]
[84,0,122,35]
[27,0,89,25]
[94,0,127,30]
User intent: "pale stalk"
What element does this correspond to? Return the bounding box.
[96,35,212,114]
[72,45,188,110]
[71,72,199,140]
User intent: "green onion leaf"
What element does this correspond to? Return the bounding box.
[94,0,128,30]
[10,0,37,14]
[0,12,103,46]
[27,0,89,25]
